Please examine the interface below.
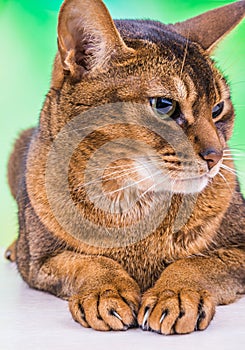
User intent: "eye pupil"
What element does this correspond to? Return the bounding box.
[150,97,176,117]
[156,98,173,114]
[212,101,224,119]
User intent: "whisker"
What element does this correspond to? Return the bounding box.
[79,158,165,189]
[139,183,157,198]
[83,163,138,175]
[228,144,245,146]
[227,146,245,150]
[180,32,189,77]
[223,157,243,160]
[223,150,245,157]
[223,153,245,156]
[225,144,245,147]
[224,148,245,152]
[223,156,245,160]
[83,158,159,175]
[220,164,242,176]
[223,149,245,154]
[217,172,233,194]
[89,170,164,200]
[138,172,171,199]
[82,164,157,188]
[220,164,237,172]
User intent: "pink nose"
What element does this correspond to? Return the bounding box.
[200,149,223,170]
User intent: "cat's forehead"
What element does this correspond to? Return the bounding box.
[115,20,220,96]
[115,19,218,101]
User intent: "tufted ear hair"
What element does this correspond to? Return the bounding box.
[170,0,245,53]
[56,0,134,80]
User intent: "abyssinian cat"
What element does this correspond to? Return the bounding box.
[5,0,245,335]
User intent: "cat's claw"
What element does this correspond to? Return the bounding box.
[69,285,140,331]
[160,311,167,324]
[111,310,129,330]
[142,308,151,330]
[111,310,123,321]
[138,288,215,334]
[142,309,167,331]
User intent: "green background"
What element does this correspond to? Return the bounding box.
[0,0,244,247]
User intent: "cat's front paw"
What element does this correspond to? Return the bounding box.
[138,288,215,335]
[69,283,140,331]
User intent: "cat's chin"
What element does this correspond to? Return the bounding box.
[155,163,221,194]
[167,175,209,194]
[155,164,222,194]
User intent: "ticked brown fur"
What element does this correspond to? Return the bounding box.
[6,0,245,335]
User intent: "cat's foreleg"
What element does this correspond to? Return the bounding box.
[30,251,140,331]
[138,248,245,334]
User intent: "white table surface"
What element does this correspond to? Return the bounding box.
[0,248,244,350]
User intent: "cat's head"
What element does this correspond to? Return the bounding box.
[46,0,244,222]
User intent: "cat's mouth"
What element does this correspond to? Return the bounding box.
[137,172,210,194]
[89,158,222,204]
[82,157,222,215]
[131,157,223,195]
[167,159,222,194]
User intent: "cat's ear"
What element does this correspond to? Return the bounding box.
[56,0,134,80]
[170,1,245,53]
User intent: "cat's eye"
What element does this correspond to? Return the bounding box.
[150,97,177,118]
[212,102,224,119]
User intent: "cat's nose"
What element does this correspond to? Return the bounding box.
[200,149,223,170]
